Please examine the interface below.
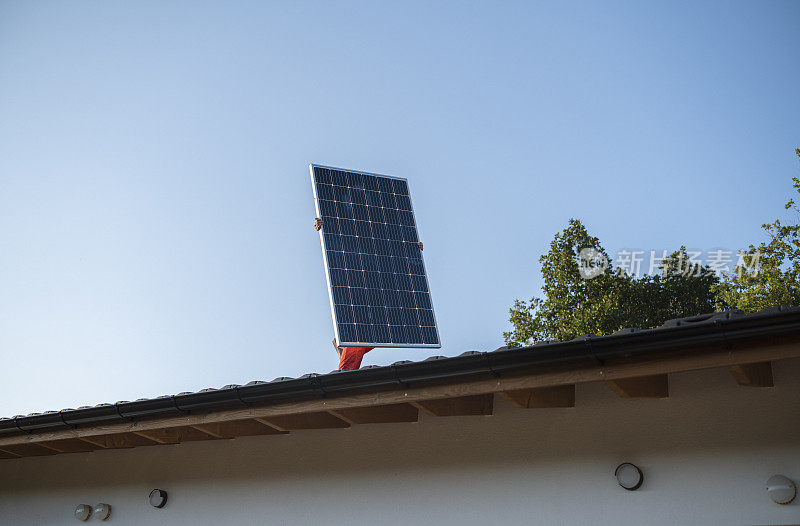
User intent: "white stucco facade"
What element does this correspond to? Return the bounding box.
[2,358,799,525]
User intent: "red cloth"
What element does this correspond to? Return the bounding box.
[338,347,373,371]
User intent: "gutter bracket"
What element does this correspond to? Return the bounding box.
[234,388,252,407]
[485,353,500,378]
[715,318,732,350]
[311,375,327,398]
[114,404,130,421]
[13,417,30,435]
[59,410,78,429]
[391,365,410,389]
[171,396,191,414]
[586,336,604,366]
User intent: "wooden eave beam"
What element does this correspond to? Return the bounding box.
[0,443,57,457]
[190,419,288,438]
[133,426,224,444]
[131,430,179,444]
[606,374,668,398]
[1,335,799,456]
[729,361,774,387]
[189,425,226,439]
[412,394,493,416]
[500,385,575,408]
[328,403,419,424]
[0,448,21,459]
[38,438,99,454]
[256,411,350,431]
[77,433,160,449]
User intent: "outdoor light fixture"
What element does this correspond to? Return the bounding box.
[766,475,797,505]
[615,463,644,491]
[74,504,91,521]
[93,503,111,520]
[149,489,168,508]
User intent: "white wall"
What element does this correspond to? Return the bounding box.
[1,358,799,526]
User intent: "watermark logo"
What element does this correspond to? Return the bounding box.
[578,247,609,279]
[577,248,762,280]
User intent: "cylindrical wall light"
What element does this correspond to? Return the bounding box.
[615,463,644,491]
[767,475,797,505]
[149,489,168,508]
[93,503,111,520]
[74,504,91,521]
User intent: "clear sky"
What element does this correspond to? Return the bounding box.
[1,1,798,416]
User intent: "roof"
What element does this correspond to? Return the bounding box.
[1,306,799,459]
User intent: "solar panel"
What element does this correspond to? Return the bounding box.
[310,164,441,348]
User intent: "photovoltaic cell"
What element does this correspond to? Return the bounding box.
[311,164,440,348]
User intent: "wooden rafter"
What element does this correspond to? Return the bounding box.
[0,448,21,459]
[190,419,288,438]
[256,411,350,431]
[729,361,774,387]
[37,438,99,454]
[606,374,668,398]
[500,385,575,408]
[132,426,224,444]
[328,403,419,424]
[412,394,493,416]
[0,443,57,457]
[77,433,160,449]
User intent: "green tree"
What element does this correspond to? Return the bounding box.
[713,149,800,312]
[624,250,718,329]
[505,219,616,344]
[504,220,718,346]
[505,149,800,346]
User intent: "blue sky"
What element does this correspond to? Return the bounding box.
[1,0,798,415]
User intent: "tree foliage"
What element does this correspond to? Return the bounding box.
[713,149,800,312]
[503,219,718,346]
[506,149,800,346]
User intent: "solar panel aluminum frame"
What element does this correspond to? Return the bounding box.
[310,163,442,349]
